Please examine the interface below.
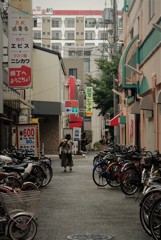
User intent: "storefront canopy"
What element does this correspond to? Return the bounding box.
[109,114,120,126]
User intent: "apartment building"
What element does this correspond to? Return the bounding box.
[119,0,161,152]
[32,6,123,146]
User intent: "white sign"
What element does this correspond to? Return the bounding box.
[16,123,40,156]
[8,0,33,88]
[73,127,81,141]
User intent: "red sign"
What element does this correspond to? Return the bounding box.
[9,65,31,87]
[65,100,78,108]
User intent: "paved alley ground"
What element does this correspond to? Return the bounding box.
[35,151,153,240]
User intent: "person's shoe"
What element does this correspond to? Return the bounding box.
[64,169,66,172]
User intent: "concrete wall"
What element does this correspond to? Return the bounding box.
[32,49,64,103]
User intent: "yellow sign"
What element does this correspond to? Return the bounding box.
[32,118,39,124]
[86,87,93,117]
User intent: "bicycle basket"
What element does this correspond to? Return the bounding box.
[0,190,41,217]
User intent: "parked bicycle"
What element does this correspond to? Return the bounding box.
[0,190,40,240]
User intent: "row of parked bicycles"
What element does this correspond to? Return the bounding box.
[92,142,161,240]
[0,147,53,240]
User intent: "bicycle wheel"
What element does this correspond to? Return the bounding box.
[39,162,53,187]
[22,182,38,191]
[120,168,141,195]
[92,162,108,187]
[5,176,22,190]
[30,165,46,188]
[140,189,161,235]
[106,162,121,187]
[93,155,102,166]
[149,198,161,240]
[8,214,37,240]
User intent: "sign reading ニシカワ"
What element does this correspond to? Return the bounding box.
[8,0,32,88]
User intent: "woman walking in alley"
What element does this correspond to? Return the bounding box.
[58,134,74,172]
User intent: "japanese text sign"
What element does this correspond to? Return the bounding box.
[8,0,32,88]
[16,123,40,157]
[86,87,93,117]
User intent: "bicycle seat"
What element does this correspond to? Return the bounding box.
[2,165,25,173]
[17,162,28,168]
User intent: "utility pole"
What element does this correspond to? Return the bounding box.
[112,0,120,143]
[112,0,118,55]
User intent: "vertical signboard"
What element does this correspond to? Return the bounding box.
[8,0,32,88]
[86,87,93,117]
[16,123,40,157]
[73,127,81,141]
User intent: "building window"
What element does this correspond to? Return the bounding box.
[34,18,41,28]
[149,0,155,20]
[85,18,96,28]
[69,68,77,78]
[69,51,76,56]
[33,18,37,27]
[130,28,134,40]
[51,43,61,52]
[33,30,41,39]
[34,43,41,47]
[64,43,75,47]
[52,31,61,40]
[65,18,75,28]
[52,18,61,27]
[99,31,107,40]
[85,43,95,47]
[118,17,123,29]
[65,31,74,40]
[84,51,91,56]
[85,31,95,40]
[84,59,90,73]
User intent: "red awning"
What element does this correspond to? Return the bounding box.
[69,114,83,123]
[109,114,120,126]
[69,122,82,128]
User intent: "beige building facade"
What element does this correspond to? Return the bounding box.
[119,0,161,152]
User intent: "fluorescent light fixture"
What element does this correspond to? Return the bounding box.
[153,23,161,32]
[124,64,143,75]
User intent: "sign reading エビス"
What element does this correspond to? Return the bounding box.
[8,0,32,88]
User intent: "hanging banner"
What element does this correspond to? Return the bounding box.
[8,0,32,88]
[86,87,93,117]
